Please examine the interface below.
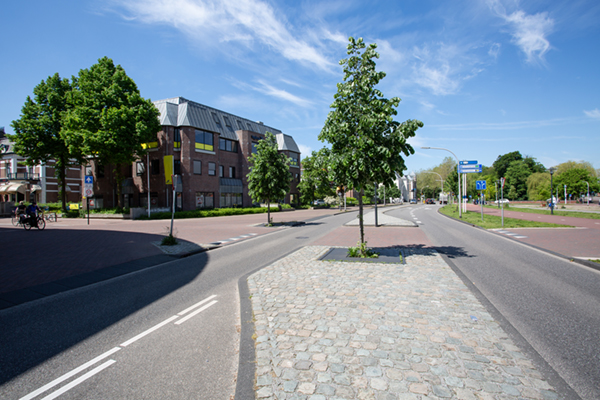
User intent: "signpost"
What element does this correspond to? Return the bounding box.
[84,176,93,225]
[500,177,505,227]
[458,164,482,173]
[476,180,486,221]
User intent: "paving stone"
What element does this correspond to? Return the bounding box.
[247,246,560,400]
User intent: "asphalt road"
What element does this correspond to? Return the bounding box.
[0,211,358,400]
[388,204,600,400]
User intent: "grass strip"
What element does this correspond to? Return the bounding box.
[440,205,574,229]
[484,205,600,220]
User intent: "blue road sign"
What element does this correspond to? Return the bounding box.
[85,176,94,184]
[459,160,478,165]
[476,180,487,190]
[458,164,482,173]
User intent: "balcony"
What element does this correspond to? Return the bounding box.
[6,172,40,180]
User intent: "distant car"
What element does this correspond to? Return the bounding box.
[425,198,435,204]
[313,199,325,206]
[494,199,510,204]
[409,199,417,204]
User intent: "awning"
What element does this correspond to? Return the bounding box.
[0,183,27,194]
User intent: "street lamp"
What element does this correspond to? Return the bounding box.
[549,167,556,215]
[421,147,461,218]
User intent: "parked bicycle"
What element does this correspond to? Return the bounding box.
[43,206,57,222]
[23,214,46,231]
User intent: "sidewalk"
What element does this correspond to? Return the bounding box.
[0,208,342,309]
[247,244,560,399]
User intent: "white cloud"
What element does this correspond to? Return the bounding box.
[253,80,313,108]
[489,1,554,64]
[111,0,335,71]
[584,109,600,119]
[297,144,312,156]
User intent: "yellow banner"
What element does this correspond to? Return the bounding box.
[164,155,173,184]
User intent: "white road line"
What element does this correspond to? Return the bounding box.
[120,316,179,347]
[416,221,422,224]
[177,295,218,316]
[175,300,218,325]
[19,347,121,400]
[40,360,116,400]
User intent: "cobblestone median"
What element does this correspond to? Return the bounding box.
[248,246,559,399]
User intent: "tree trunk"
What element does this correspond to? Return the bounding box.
[114,164,123,209]
[267,198,271,225]
[358,188,364,247]
[57,157,67,212]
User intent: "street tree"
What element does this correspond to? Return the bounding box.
[298,149,335,205]
[554,168,599,200]
[247,131,291,224]
[319,37,422,254]
[505,160,531,200]
[10,73,80,211]
[63,57,160,208]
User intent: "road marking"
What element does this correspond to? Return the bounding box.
[175,300,218,325]
[209,233,257,246]
[120,315,179,347]
[178,295,217,316]
[19,347,121,400]
[416,221,422,224]
[39,360,116,400]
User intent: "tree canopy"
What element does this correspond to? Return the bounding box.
[10,73,79,210]
[247,131,291,224]
[319,37,422,252]
[297,149,335,205]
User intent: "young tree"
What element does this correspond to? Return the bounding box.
[247,131,292,224]
[319,37,422,253]
[10,73,80,211]
[298,149,335,205]
[63,57,160,208]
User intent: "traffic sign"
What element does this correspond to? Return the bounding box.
[458,164,482,173]
[459,160,478,165]
[84,175,94,197]
[476,180,487,191]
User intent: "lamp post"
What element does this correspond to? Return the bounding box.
[549,167,556,215]
[421,147,461,218]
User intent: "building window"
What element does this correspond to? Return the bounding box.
[219,138,238,153]
[229,166,235,178]
[193,160,201,175]
[219,165,224,177]
[208,162,216,176]
[196,192,214,208]
[195,129,214,151]
[246,122,253,131]
[290,152,299,167]
[220,193,242,208]
[136,162,145,176]
[151,159,160,175]
[237,120,244,130]
[174,128,181,150]
[174,160,181,175]
[223,116,233,130]
[211,112,222,128]
[251,142,258,154]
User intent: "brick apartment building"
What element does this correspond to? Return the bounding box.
[85,97,301,211]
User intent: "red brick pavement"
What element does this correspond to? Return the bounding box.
[0,208,341,295]
[466,204,600,259]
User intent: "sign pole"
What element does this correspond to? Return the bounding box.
[170,175,176,237]
[87,197,90,225]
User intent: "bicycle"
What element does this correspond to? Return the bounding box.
[23,214,46,231]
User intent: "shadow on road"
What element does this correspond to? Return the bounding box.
[0,227,208,386]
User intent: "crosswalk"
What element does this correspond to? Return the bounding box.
[209,233,257,246]
[494,230,528,239]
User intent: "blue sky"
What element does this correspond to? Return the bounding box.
[2,0,599,174]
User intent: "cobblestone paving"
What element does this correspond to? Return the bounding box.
[248,246,560,399]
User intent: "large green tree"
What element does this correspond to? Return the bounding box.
[63,57,160,207]
[505,160,531,200]
[319,37,422,252]
[10,73,81,211]
[247,131,292,224]
[554,168,599,200]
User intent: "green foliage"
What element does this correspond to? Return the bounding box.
[10,73,77,211]
[554,160,597,177]
[347,241,379,258]
[526,172,551,201]
[505,160,531,200]
[554,168,599,198]
[247,131,292,224]
[493,151,523,179]
[319,37,422,246]
[63,57,161,207]
[161,234,178,246]
[298,148,335,205]
[138,206,280,220]
[439,205,573,229]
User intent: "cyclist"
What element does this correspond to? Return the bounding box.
[26,201,42,228]
[15,201,27,222]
